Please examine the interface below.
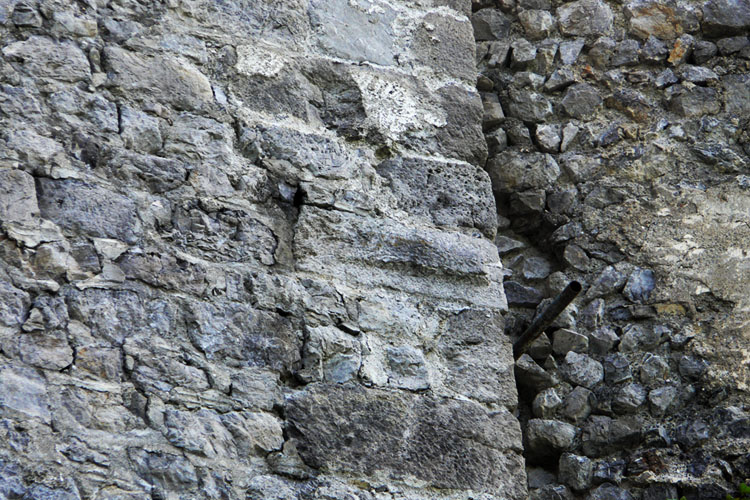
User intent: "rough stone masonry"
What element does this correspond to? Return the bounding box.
[0,0,749,499]
[0,0,525,499]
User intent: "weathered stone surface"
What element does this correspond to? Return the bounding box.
[376,157,497,238]
[626,0,698,40]
[472,8,512,40]
[2,36,90,82]
[525,419,578,462]
[36,179,141,244]
[104,46,213,111]
[559,453,593,491]
[309,0,396,65]
[0,362,50,424]
[557,0,613,36]
[701,0,750,37]
[562,352,604,388]
[561,84,603,119]
[287,383,525,496]
[486,151,561,194]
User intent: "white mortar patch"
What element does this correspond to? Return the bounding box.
[236,45,285,78]
[352,71,446,139]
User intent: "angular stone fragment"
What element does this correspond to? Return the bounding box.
[536,124,562,152]
[561,84,603,119]
[519,9,556,40]
[626,0,698,40]
[561,386,594,424]
[559,453,593,491]
[613,383,647,413]
[642,35,669,62]
[562,352,603,388]
[516,354,558,393]
[589,484,636,500]
[701,0,750,37]
[472,8,512,40]
[677,64,718,84]
[287,383,525,496]
[534,388,563,418]
[376,157,497,238]
[553,329,589,355]
[619,324,661,351]
[559,39,585,65]
[2,36,90,82]
[485,151,560,194]
[604,353,633,384]
[693,40,718,62]
[557,0,613,36]
[588,327,619,355]
[525,419,578,462]
[120,107,162,154]
[544,68,576,92]
[505,281,545,307]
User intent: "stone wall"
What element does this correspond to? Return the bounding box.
[0,0,526,499]
[472,0,750,497]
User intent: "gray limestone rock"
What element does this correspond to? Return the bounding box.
[516,354,558,393]
[604,354,633,385]
[309,0,396,65]
[2,36,90,82]
[525,419,579,462]
[562,352,604,388]
[619,324,661,352]
[589,327,619,356]
[536,124,563,153]
[559,39,585,65]
[377,157,497,238]
[557,0,613,36]
[640,353,670,385]
[534,388,564,418]
[668,85,721,116]
[613,383,647,413]
[561,386,594,424]
[649,385,678,415]
[511,39,539,69]
[588,484,636,500]
[519,9,556,40]
[36,178,141,245]
[701,0,750,37]
[287,383,525,496]
[561,84,603,119]
[559,453,593,491]
[0,362,51,424]
[472,8,512,40]
[506,281,545,307]
[486,151,561,194]
[553,329,589,355]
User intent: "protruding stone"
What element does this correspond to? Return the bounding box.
[519,9,556,40]
[553,329,589,355]
[472,8,512,40]
[558,453,593,491]
[557,0,613,36]
[561,386,594,424]
[536,124,562,153]
[526,419,579,462]
[604,353,633,384]
[613,383,647,413]
[562,352,603,388]
[701,0,750,37]
[534,388,563,418]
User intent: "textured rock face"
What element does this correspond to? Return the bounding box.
[475,0,750,497]
[0,0,524,499]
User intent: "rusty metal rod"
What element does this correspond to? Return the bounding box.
[512,280,582,360]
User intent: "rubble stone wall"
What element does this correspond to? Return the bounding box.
[0,0,525,499]
[473,0,750,497]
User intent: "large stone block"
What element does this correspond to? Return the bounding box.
[294,207,506,309]
[2,36,90,82]
[286,383,525,496]
[309,0,397,65]
[103,46,213,111]
[376,156,497,238]
[36,178,141,244]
